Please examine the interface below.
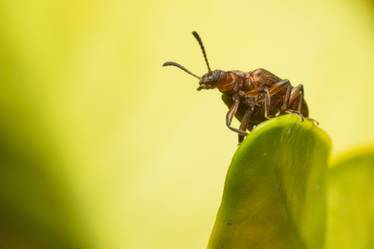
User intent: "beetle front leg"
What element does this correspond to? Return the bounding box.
[226,98,248,136]
[238,108,253,143]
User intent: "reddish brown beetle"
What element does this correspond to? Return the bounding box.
[163,31,316,143]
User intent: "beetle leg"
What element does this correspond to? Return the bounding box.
[286,109,304,121]
[244,88,272,119]
[226,99,248,136]
[285,85,306,121]
[263,88,271,119]
[287,84,317,125]
[238,108,253,143]
[269,79,292,114]
[289,84,304,113]
[285,84,303,120]
[286,109,319,125]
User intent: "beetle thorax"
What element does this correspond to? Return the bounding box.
[216,71,249,93]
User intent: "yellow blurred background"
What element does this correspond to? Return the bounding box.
[0,0,374,248]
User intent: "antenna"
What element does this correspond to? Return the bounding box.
[162,61,200,79]
[192,31,212,74]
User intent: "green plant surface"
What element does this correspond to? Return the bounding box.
[326,148,374,249]
[207,114,331,249]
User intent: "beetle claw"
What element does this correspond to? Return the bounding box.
[286,110,304,121]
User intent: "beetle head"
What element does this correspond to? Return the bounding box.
[163,31,222,91]
[197,70,222,90]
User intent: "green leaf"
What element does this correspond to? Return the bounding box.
[207,114,331,249]
[326,147,374,249]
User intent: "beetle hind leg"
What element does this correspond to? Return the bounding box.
[285,109,305,122]
[285,84,318,125]
[242,88,272,120]
[268,79,292,116]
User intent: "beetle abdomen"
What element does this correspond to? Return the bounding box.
[250,68,282,87]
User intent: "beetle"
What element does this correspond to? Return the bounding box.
[163,31,317,143]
